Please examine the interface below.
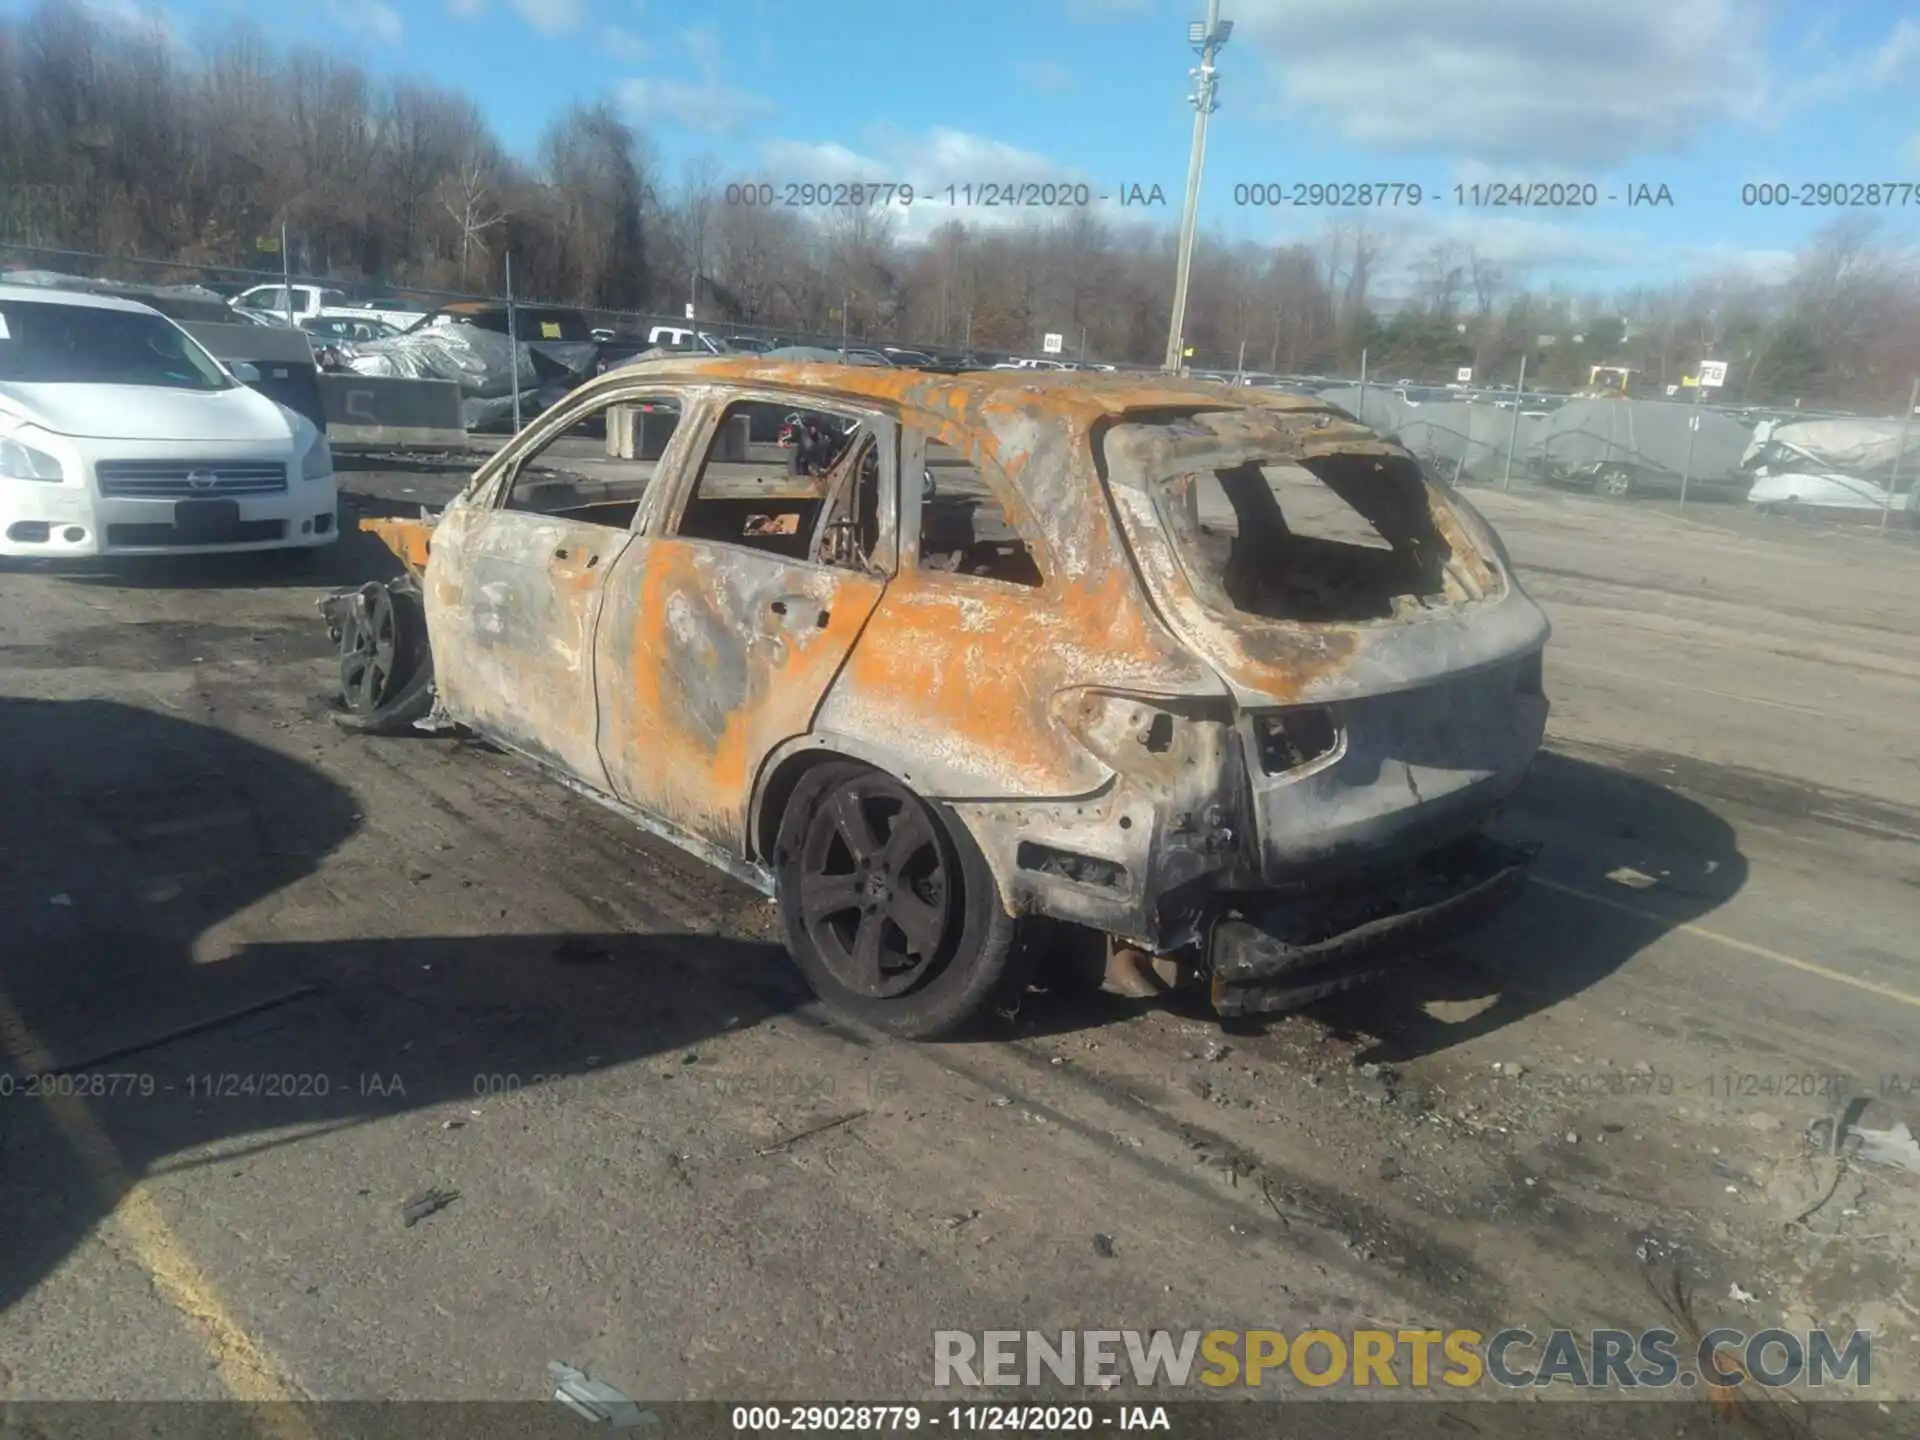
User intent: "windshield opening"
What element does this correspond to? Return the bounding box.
[1149,451,1462,623]
[0,300,233,390]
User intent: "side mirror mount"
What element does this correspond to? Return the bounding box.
[227,360,261,384]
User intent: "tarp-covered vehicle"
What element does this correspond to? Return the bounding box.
[322,360,1549,1036]
[1527,399,1752,500]
[1743,416,1920,519]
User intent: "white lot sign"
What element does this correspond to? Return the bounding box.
[1042,332,1063,355]
[1698,360,1728,388]
[1456,366,1473,383]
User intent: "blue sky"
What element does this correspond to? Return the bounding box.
[47,0,1920,295]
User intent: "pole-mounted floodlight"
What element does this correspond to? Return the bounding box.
[1164,1,1229,372]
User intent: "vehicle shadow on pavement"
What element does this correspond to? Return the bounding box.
[28,520,409,593]
[1013,749,1747,1060]
[1309,747,1749,1065]
[0,695,802,1319]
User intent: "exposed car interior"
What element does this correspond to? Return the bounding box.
[676,400,881,571]
[915,438,1044,586]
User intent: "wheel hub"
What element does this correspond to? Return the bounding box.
[793,779,954,999]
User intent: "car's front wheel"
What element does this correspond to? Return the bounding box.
[326,580,436,734]
[773,761,1023,1038]
[1594,468,1634,498]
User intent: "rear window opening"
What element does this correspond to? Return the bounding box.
[1152,453,1464,623]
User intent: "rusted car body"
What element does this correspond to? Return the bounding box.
[332,358,1549,1036]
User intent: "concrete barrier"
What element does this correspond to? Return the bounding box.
[318,375,468,449]
[605,404,680,461]
[182,321,326,432]
[605,406,742,462]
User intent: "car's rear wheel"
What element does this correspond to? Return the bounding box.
[773,761,1022,1038]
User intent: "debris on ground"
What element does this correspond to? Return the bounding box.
[33,986,323,1077]
[1852,1122,1920,1177]
[1093,1233,1117,1258]
[549,1360,659,1429]
[754,1110,867,1155]
[1605,866,1662,890]
[401,1187,460,1227]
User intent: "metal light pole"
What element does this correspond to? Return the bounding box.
[506,251,521,433]
[279,221,291,326]
[1501,354,1527,492]
[1162,2,1231,374]
[1677,389,1700,513]
[1879,376,1919,535]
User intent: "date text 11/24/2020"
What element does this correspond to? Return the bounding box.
[723,182,1170,208]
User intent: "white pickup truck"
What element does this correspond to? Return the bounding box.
[230,284,427,330]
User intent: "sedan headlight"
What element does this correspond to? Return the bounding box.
[0,435,64,482]
[300,435,334,481]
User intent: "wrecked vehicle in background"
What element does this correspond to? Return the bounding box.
[321,360,1549,1037]
[343,319,595,430]
[1744,416,1920,520]
[1526,399,1752,500]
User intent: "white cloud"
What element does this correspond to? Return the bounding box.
[324,0,403,45]
[753,129,1116,239]
[441,0,582,31]
[1231,0,1771,167]
[621,77,773,136]
[1774,17,1920,112]
[510,0,583,34]
[680,24,722,71]
[77,0,179,44]
[603,24,649,61]
[1014,59,1075,92]
[619,27,774,135]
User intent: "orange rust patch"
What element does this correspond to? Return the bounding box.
[359,516,434,578]
[832,561,1215,796]
[595,538,885,852]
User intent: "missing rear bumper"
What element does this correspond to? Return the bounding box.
[1207,834,1533,1017]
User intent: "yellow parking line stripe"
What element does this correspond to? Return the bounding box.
[1530,875,1920,1011]
[0,989,316,1436]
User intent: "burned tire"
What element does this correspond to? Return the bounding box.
[329,581,435,735]
[773,761,1023,1039]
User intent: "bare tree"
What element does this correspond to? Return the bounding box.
[437,154,505,287]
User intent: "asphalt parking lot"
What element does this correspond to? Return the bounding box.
[1,465,1917,1414]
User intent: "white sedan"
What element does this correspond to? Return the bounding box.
[0,284,337,560]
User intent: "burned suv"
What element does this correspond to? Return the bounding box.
[325,359,1549,1037]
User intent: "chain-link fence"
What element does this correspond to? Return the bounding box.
[1319,385,1920,525]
